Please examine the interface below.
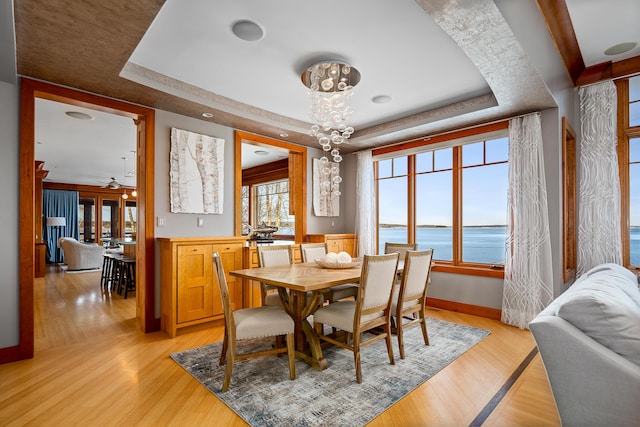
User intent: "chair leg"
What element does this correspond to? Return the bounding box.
[219,331,228,366]
[221,341,235,393]
[353,351,362,384]
[420,312,430,346]
[397,319,406,359]
[286,333,296,380]
[353,334,362,384]
[384,322,395,365]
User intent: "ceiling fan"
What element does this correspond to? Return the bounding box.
[103,177,122,189]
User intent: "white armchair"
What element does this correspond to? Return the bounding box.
[58,237,105,271]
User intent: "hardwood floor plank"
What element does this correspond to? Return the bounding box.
[0,265,559,426]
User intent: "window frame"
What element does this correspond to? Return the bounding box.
[616,77,640,271]
[562,117,577,282]
[373,122,508,278]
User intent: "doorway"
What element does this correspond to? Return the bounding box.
[17,78,157,360]
[234,131,307,241]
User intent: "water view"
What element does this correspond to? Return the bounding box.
[379,226,640,266]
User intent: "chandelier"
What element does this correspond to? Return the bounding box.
[301,61,360,198]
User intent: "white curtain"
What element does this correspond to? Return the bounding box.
[502,113,554,329]
[355,150,376,257]
[577,80,621,275]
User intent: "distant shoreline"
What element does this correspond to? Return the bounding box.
[379,224,506,229]
[379,224,640,229]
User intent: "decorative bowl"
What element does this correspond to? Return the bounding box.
[315,258,362,269]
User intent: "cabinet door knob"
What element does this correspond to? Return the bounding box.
[193,248,198,252]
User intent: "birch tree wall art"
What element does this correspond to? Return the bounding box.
[170,127,225,214]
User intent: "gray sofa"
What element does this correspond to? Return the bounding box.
[529,263,640,426]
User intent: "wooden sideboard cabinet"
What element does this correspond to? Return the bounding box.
[306,233,357,256]
[158,236,245,337]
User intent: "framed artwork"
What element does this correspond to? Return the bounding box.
[169,127,225,214]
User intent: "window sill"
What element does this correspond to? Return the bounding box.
[432,263,504,279]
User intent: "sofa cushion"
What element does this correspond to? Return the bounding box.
[582,263,640,306]
[556,283,640,366]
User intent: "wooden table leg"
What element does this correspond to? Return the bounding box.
[282,289,327,371]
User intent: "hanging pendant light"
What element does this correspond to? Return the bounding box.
[301,60,360,199]
[121,157,129,199]
[129,150,137,197]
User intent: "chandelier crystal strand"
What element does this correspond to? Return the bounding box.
[303,61,359,199]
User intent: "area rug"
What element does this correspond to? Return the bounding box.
[61,266,101,274]
[170,318,490,427]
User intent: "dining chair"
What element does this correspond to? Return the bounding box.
[313,253,399,383]
[384,242,418,280]
[257,245,292,306]
[300,243,358,302]
[384,242,418,260]
[391,249,434,359]
[213,252,295,392]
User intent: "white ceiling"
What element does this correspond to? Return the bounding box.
[124,0,491,131]
[25,0,640,187]
[35,99,137,187]
[566,0,640,67]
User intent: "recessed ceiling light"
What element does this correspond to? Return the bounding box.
[604,42,638,56]
[280,133,288,138]
[231,20,264,42]
[201,112,214,118]
[371,95,392,104]
[254,150,269,155]
[65,111,94,120]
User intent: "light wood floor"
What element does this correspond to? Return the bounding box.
[0,265,561,426]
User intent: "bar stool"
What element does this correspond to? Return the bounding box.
[117,258,136,299]
[101,254,121,291]
[109,254,124,293]
[100,254,114,289]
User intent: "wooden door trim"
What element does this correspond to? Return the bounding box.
[234,131,307,241]
[6,78,157,363]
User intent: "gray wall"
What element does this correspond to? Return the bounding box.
[0,81,20,348]
[152,110,346,316]
[153,110,350,238]
[153,110,237,238]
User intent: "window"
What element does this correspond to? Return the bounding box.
[244,179,295,236]
[78,197,95,242]
[375,122,509,277]
[415,149,453,260]
[101,199,119,240]
[617,75,640,269]
[377,157,409,247]
[241,185,250,235]
[124,200,137,240]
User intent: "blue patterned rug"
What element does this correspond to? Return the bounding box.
[170,318,490,427]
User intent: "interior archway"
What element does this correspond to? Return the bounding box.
[17,78,157,360]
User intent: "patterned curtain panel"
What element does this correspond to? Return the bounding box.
[577,80,622,274]
[355,150,376,257]
[502,113,553,329]
[43,189,79,263]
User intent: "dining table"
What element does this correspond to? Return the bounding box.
[229,261,363,371]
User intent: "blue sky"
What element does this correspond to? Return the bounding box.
[379,135,639,227]
[378,138,509,226]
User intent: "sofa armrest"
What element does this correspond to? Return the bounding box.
[530,315,640,426]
